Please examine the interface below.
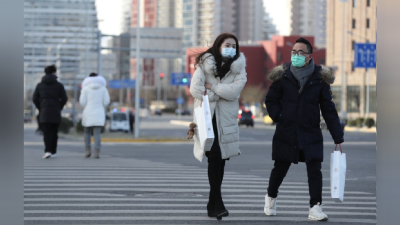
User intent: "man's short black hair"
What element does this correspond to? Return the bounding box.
[44,65,57,74]
[89,73,98,77]
[295,37,313,54]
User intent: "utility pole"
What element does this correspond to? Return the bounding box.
[134,0,141,138]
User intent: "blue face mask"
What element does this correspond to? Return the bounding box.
[221,47,236,58]
[291,54,306,67]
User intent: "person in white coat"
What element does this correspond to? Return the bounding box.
[190,33,247,220]
[79,73,110,158]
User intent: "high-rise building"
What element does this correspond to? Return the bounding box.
[182,0,267,48]
[263,11,278,40]
[121,0,133,33]
[290,0,328,48]
[24,0,99,95]
[326,0,377,120]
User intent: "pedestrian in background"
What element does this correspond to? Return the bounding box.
[33,65,68,159]
[79,73,110,158]
[190,33,247,220]
[264,37,344,221]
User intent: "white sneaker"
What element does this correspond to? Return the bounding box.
[51,153,57,157]
[42,152,52,159]
[264,195,277,216]
[308,203,328,221]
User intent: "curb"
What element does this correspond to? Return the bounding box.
[101,138,191,143]
[344,127,376,133]
[170,120,191,127]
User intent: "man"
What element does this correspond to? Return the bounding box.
[264,38,344,221]
[33,65,68,159]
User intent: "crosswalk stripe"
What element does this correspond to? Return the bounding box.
[23,209,376,216]
[23,216,377,223]
[23,183,331,189]
[23,193,375,200]
[23,180,308,185]
[23,203,376,210]
[23,198,376,205]
[23,187,373,195]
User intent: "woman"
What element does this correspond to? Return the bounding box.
[189,33,247,220]
[79,73,110,158]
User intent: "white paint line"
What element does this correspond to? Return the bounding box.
[23,216,377,223]
[23,183,329,190]
[23,187,373,195]
[23,198,376,205]
[23,203,376,210]
[23,176,267,180]
[23,209,376,216]
[23,193,375,200]
[23,180,307,185]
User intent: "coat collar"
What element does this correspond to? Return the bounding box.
[199,52,246,76]
[267,62,335,85]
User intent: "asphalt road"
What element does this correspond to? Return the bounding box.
[24,115,376,224]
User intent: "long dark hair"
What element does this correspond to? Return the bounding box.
[194,33,240,79]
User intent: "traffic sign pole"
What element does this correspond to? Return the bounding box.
[134,0,141,138]
[366,68,370,119]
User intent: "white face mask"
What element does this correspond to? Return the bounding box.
[221,47,236,58]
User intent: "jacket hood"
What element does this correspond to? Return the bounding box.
[267,63,335,85]
[81,76,107,88]
[87,83,103,90]
[41,74,58,85]
[199,52,246,75]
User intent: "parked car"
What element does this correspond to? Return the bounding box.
[175,108,191,115]
[238,109,254,127]
[152,109,162,116]
[109,109,130,133]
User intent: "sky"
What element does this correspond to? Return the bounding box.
[95,0,290,36]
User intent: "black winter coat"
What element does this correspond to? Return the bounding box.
[265,62,344,163]
[33,74,68,124]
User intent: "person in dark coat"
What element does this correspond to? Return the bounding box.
[263,38,344,221]
[33,65,68,159]
[129,111,135,134]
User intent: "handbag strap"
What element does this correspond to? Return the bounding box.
[335,144,343,154]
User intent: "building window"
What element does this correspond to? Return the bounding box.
[352,19,356,29]
[347,86,360,113]
[331,86,342,112]
[353,0,357,7]
[366,19,370,28]
[351,62,355,72]
[365,85,377,113]
[352,40,355,50]
[367,0,371,7]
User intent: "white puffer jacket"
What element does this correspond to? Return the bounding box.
[79,76,110,127]
[190,53,247,162]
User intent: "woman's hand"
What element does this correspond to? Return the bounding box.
[205,83,213,90]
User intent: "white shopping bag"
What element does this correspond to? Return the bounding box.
[330,144,346,202]
[194,94,215,151]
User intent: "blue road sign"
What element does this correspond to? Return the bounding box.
[108,79,136,89]
[176,97,184,105]
[354,43,376,68]
[123,79,136,88]
[171,73,191,86]
[108,80,122,89]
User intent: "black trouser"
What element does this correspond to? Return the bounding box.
[205,114,227,215]
[267,155,323,208]
[41,123,59,154]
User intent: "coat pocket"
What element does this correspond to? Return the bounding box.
[221,125,239,144]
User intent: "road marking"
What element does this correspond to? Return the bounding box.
[23,198,377,205]
[23,209,377,216]
[23,216,377,223]
[23,203,376,210]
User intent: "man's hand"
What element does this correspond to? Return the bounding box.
[205,83,213,90]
